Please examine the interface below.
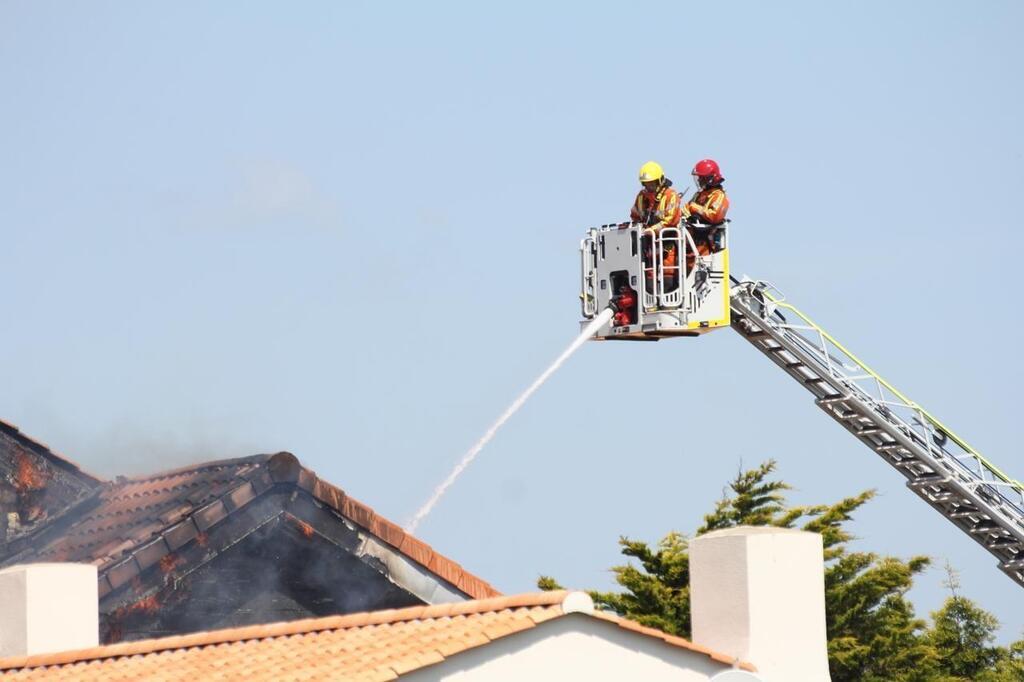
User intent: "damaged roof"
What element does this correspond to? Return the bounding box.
[0,419,100,488]
[0,419,101,531]
[0,591,756,680]
[0,448,499,610]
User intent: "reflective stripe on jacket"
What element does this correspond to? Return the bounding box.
[685,186,729,225]
[631,185,682,228]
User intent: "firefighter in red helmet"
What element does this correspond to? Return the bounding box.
[684,159,729,226]
[684,159,730,258]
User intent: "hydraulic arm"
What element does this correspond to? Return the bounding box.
[729,278,1024,587]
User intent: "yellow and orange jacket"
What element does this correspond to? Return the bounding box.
[684,186,729,225]
[631,185,683,228]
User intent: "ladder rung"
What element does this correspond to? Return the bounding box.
[876,444,907,453]
[803,377,827,384]
[987,537,1021,549]
[908,477,947,489]
[816,396,848,405]
[969,522,1000,534]
[856,428,881,436]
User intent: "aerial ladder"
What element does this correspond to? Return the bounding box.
[580,221,1024,587]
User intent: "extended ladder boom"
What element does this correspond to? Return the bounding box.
[729,279,1024,587]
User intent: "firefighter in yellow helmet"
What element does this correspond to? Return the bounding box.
[630,161,682,231]
[631,161,683,295]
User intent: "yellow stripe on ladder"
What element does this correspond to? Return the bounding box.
[763,290,1024,492]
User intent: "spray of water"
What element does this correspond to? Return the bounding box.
[405,307,614,534]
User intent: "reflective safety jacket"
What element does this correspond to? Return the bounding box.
[685,186,729,225]
[663,243,679,277]
[631,185,683,228]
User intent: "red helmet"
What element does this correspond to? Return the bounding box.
[692,158,723,189]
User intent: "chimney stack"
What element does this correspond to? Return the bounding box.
[0,563,98,658]
[689,526,831,682]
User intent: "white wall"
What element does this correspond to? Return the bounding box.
[690,527,830,682]
[401,613,733,682]
[0,563,98,658]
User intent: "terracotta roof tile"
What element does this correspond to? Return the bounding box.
[340,495,376,530]
[396,534,433,567]
[427,551,464,587]
[371,517,407,549]
[0,591,754,679]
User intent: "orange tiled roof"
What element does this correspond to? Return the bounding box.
[0,591,755,680]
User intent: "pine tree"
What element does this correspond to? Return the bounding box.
[926,566,1024,682]
[540,460,937,680]
[982,640,1024,682]
[590,531,692,636]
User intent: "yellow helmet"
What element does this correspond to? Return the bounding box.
[638,161,664,184]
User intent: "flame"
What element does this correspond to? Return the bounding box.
[14,452,48,491]
[104,590,163,644]
[110,592,162,625]
[159,553,182,574]
[128,594,160,615]
[293,518,315,539]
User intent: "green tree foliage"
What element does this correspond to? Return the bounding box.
[588,531,692,636]
[924,566,1024,682]
[539,460,1024,681]
[535,575,563,591]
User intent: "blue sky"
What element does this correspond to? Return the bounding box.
[2,1,1023,639]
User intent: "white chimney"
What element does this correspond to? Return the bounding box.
[689,526,831,682]
[0,563,98,658]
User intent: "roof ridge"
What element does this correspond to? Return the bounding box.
[296,458,503,600]
[0,417,103,484]
[0,591,573,671]
[113,453,273,483]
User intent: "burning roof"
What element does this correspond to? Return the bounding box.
[0,420,100,541]
[0,432,500,644]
